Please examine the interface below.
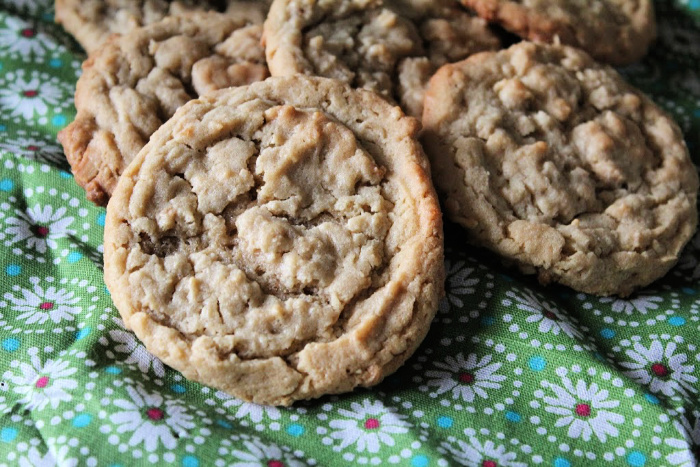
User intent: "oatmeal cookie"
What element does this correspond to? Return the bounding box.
[103,75,444,405]
[422,42,698,296]
[263,0,500,117]
[460,0,656,65]
[58,11,268,205]
[55,0,271,53]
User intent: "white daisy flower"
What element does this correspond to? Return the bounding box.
[5,204,76,253]
[541,374,624,443]
[0,395,10,414]
[327,399,411,453]
[440,436,527,467]
[0,16,56,57]
[0,70,65,119]
[19,447,56,467]
[4,348,77,411]
[109,317,165,377]
[109,384,195,452]
[0,134,67,165]
[214,391,281,423]
[620,340,697,398]
[599,294,664,315]
[4,280,81,324]
[425,353,506,402]
[664,415,700,467]
[439,259,479,312]
[230,437,307,467]
[505,289,582,339]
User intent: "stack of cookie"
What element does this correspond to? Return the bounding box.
[55,0,697,404]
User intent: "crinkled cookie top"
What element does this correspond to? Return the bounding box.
[422,42,698,296]
[55,0,270,53]
[104,76,444,405]
[263,0,500,117]
[460,0,655,65]
[58,11,269,205]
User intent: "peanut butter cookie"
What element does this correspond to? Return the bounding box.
[422,42,698,296]
[55,0,270,53]
[460,0,656,65]
[103,75,444,405]
[58,11,268,205]
[263,0,500,117]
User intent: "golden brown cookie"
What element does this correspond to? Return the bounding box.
[460,0,656,65]
[55,0,271,53]
[422,42,698,296]
[58,11,268,206]
[263,0,500,117]
[103,75,445,405]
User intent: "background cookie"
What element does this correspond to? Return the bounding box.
[460,0,656,65]
[263,0,500,117]
[103,75,444,406]
[422,42,698,296]
[55,0,271,53]
[58,11,268,205]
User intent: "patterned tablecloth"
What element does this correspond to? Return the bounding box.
[0,0,699,465]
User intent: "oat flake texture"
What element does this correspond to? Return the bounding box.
[103,76,444,406]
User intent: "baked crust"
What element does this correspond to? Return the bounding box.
[55,0,270,53]
[460,0,656,65]
[263,0,499,117]
[104,75,444,405]
[422,42,697,296]
[58,11,268,205]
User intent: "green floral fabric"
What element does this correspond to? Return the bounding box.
[0,1,699,465]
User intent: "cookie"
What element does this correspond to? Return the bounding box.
[103,75,444,405]
[55,0,271,53]
[460,0,656,65]
[58,11,268,206]
[422,42,698,296]
[263,0,500,117]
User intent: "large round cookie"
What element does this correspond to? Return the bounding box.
[263,0,500,117]
[55,0,271,53]
[422,42,698,296]
[460,0,656,65]
[58,11,268,206]
[103,76,445,405]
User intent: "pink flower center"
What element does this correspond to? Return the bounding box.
[34,225,49,237]
[651,363,669,378]
[364,418,380,430]
[23,90,38,97]
[482,461,498,467]
[575,403,591,417]
[459,372,475,384]
[27,145,39,151]
[544,311,558,320]
[21,28,35,38]
[267,461,284,467]
[35,376,49,388]
[146,408,164,420]
[39,302,54,310]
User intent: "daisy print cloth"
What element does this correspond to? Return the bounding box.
[0,0,699,466]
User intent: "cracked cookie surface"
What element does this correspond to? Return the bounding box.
[263,0,500,117]
[58,11,268,206]
[56,0,271,53]
[422,42,698,296]
[460,0,655,65]
[104,76,444,405]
